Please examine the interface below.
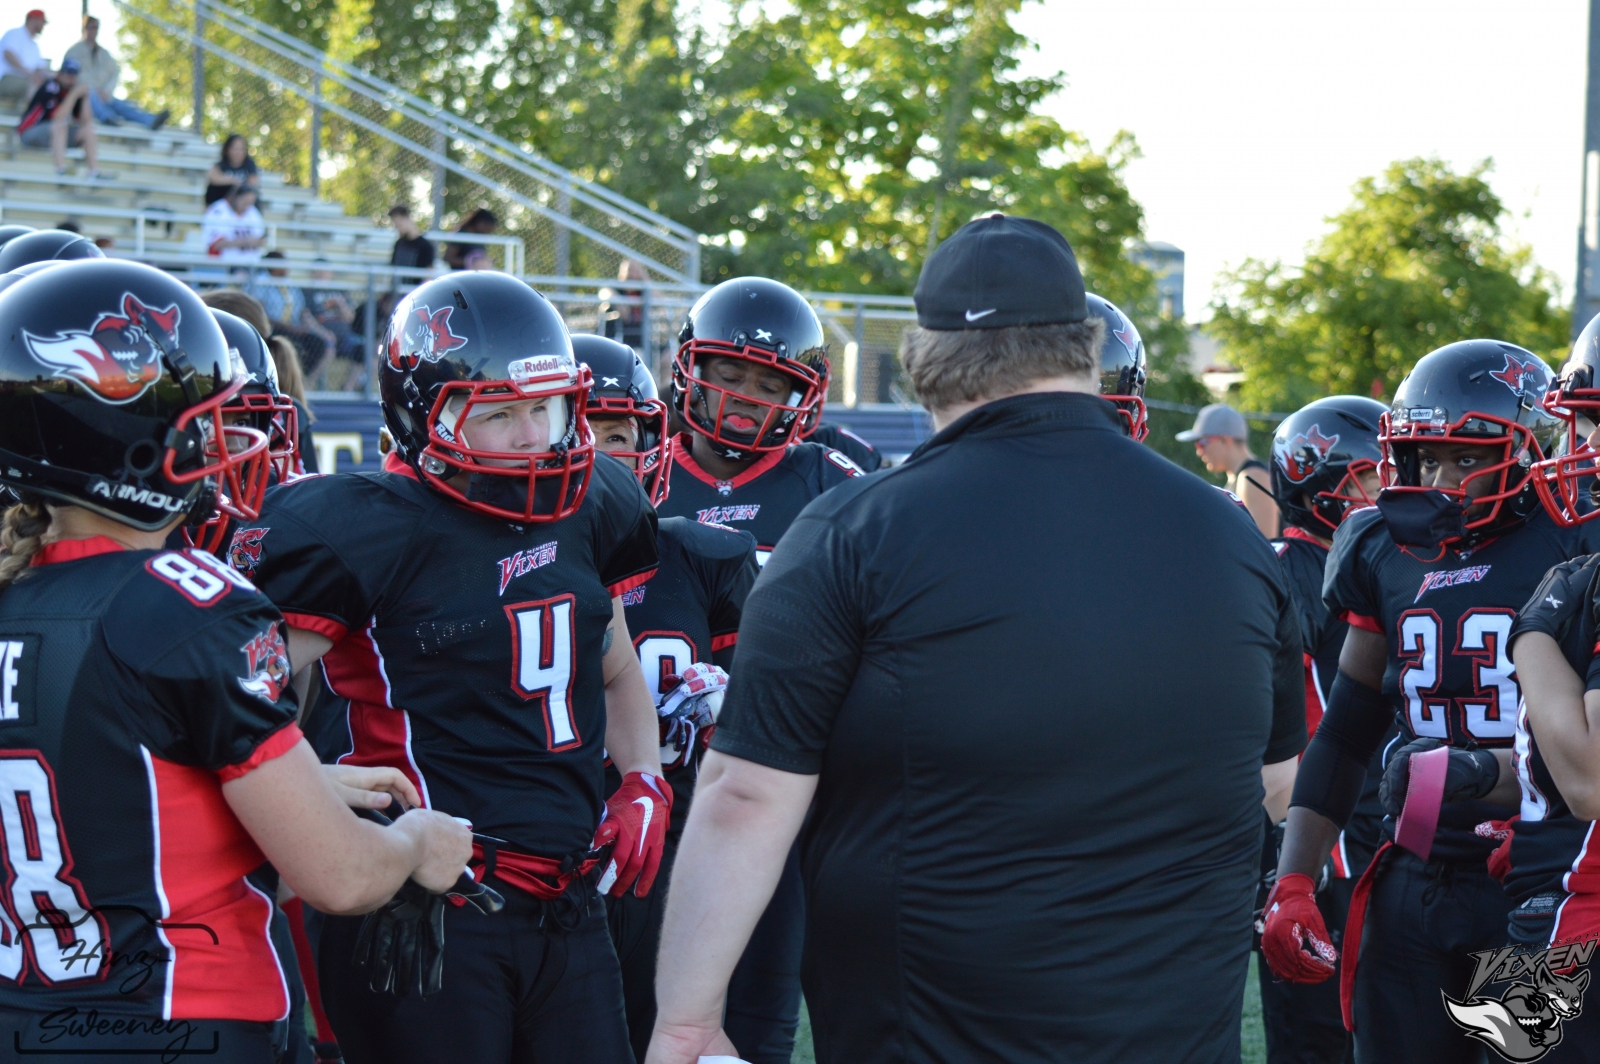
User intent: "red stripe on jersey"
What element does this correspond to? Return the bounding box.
[324,622,430,807]
[1550,893,1600,950]
[711,632,738,652]
[1342,611,1383,634]
[608,569,658,598]
[1331,833,1350,879]
[143,753,288,1022]
[30,536,127,567]
[281,898,337,1044]
[1280,526,1327,546]
[669,433,787,490]
[215,724,303,783]
[280,611,348,643]
[1563,821,1600,895]
[1302,652,1325,738]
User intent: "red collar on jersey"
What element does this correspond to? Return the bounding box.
[383,451,420,479]
[31,535,128,566]
[1280,525,1329,549]
[670,432,787,490]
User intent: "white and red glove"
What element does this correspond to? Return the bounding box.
[593,771,674,898]
[1259,873,1338,983]
[657,662,729,727]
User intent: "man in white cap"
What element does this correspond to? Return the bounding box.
[1178,401,1278,537]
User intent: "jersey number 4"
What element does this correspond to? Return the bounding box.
[0,752,107,983]
[505,595,581,752]
[1397,608,1518,740]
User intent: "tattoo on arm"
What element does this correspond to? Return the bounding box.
[602,624,615,657]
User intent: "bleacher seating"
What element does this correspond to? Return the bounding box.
[0,113,394,268]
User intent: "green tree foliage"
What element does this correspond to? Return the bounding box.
[118,0,1205,429]
[1209,158,1571,415]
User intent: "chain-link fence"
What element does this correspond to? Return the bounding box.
[114,0,700,283]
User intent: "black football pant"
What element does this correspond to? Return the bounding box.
[725,841,805,1064]
[1259,877,1354,1064]
[607,842,675,1063]
[1352,851,1514,1064]
[0,1007,290,1062]
[318,886,633,1064]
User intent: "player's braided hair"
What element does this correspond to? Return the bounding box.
[0,497,52,593]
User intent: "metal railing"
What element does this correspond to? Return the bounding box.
[113,0,702,283]
[0,199,524,270]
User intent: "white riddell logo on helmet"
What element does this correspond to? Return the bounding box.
[508,355,569,383]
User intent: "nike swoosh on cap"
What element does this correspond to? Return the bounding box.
[964,308,996,321]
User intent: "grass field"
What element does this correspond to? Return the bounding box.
[788,955,1269,1063]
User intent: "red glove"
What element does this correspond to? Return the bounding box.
[1259,873,1337,983]
[593,771,673,898]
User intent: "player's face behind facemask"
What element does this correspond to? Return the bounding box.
[590,415,641,468]
[692,354,806,444]
[1411,440,1506,519]
[447,393,567,470]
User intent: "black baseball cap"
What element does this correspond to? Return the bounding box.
[913,213,1088,330]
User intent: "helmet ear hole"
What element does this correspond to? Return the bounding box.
[125,438,163,478]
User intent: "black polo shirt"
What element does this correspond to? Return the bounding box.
[711,390,1306,1064]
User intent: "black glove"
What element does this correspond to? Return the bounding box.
[1511,554,1600,651]
[1379,737,1499,819]
[351,809,505,997]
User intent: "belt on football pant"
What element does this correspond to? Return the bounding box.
[468,838,603,902]
[1340,744,1451,1031]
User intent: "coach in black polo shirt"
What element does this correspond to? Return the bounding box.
[646,214,1307,1064]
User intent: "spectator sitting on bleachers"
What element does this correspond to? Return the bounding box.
[0,10,48,111]
[442,207,497,269]
[18,60,112,181]
[200,184,266,262]
[246,251,334,380]
[65,16,168,130]
[205,133,260,206]
[306,260,364,360]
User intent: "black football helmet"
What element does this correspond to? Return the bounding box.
[1533,312,1600,525]
[1378,339,1558,550]
[186,309,300,552]
[0,229,104,272]
[380,272,594,523]
[575,334,670,505]
[1085,294,1148,440]
[672,277,830,460]
[0,225,34,249]
[1270,396,1386,534]
[0,260,269,530]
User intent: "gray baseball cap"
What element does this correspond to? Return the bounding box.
[1176,402,1249,441]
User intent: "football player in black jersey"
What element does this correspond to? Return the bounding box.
[1495,317,1600,1060]
[229,274,666,1064]
[1259,395,1388,1064]
[0,260,470,1060]
[1263,340,1596,1063]
[167,307,299,557]
[577,333,760,1061]
[661,276,862,1062]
